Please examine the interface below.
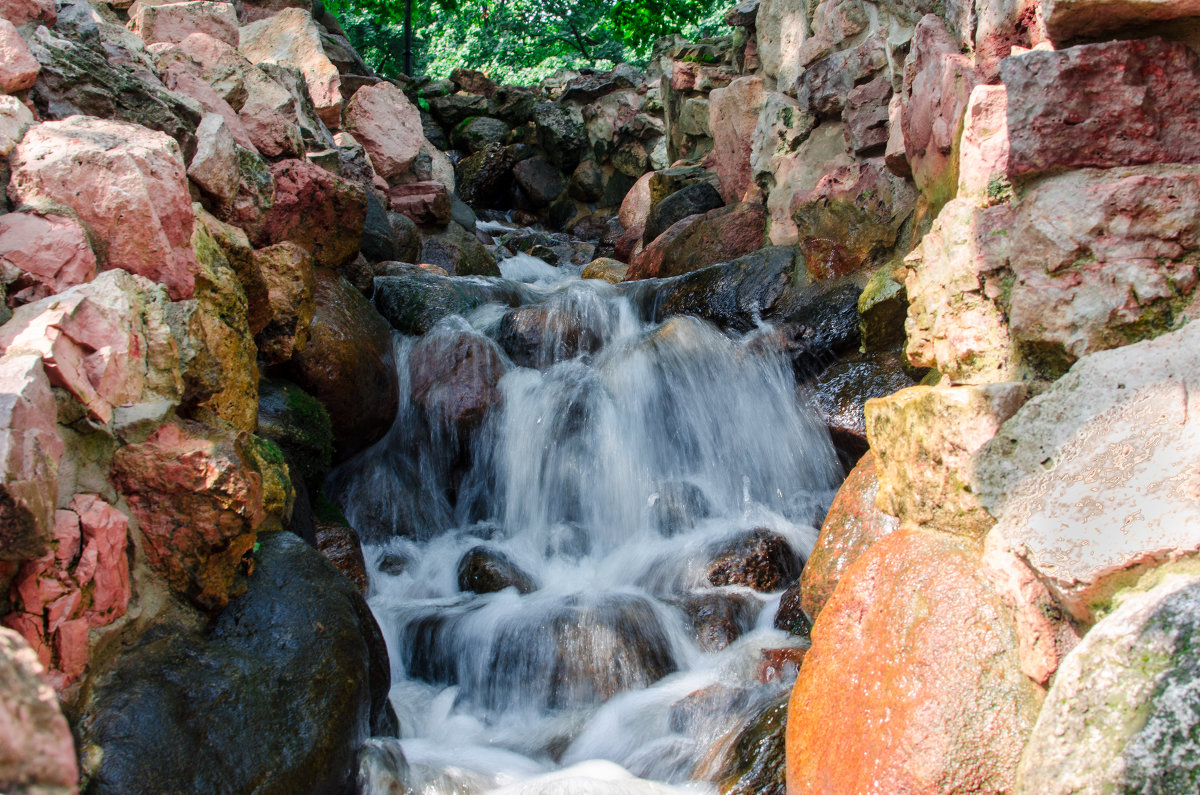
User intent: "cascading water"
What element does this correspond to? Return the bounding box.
[331,240,843,794]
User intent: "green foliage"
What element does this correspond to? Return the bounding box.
[325,0,728,83]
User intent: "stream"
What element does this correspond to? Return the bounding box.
[328,224,843,794]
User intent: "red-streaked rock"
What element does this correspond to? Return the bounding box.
[800,452,899,620]
[786,528,1042,794]
[255,158,366,269]
[791,158,917,280]
[628,202,766,280]
[72,494,131,629]
[0,212,98,305]
[708,76,766,204]
[387,181,451,226]
[1044,0,1200,42]
[341,81,425,184]
[8,116,198,300]
[0,270,183,425]
[0,353,62,562]
[53,510,80,568]
[901,14,977,208]
[0,628,79,789]
[239,8,343,129]
[252,242,315,365]
[0,0,54,26]
[110,420,267,610]
[129,0,238,48]
[1002,38,1200,180]
[0,18,37,93]
[409,328,508,436]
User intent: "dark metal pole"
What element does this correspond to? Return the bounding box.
[403,0,413,76]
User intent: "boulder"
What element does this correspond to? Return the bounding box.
[496,303,604,369]
[255,377,333,489]
[797,0,872,68]
[677,591,760,652]
[809,351,917,463]
[419,223,498,277]
[457,546,536,595]
[155,31,251,110]
[708,76,766,204]
[843,74,892,155]
[1043,0,1200,39]
[373,265,528,336]
[0,269,182,425]
[796,33,889,121]
[1002,37,1200,180]
[450,115,509,153]
[193,207,270,334]
[749,91,815,188]
[756,0,810,89]
[9,116,197,300]
[0,354,62,562]
[0,18,38,93]
[288,270,398,461]
[865,383,1028,536]
[254,158,366,270]
[238,61,335,153]
[765,123,855,247]
[315,522,369,594]
[791,157,917,281]
[341,81,425,184]
[455,142,515,210]
[0,628,78,791]
[0,211,97,305]
[0,94,33,159]
[129,0,238,48]
[711,697,788,795]
[186,113,240,207]
[25,27,202,158]
[76,531,393,794]
[238,8,343,129]
[707,528,801,592]
[449,67,496,96]
[800,451,899,620]
[0,0,54,26]
[512,156,566,208]
[581,257,628,283]
[786,528,1042,793]
[618,171,653,231]
[109,421,279,609]
[643,182,723,245]
[974,321,1200,622]
[1016,572,1200,793]
[409,328,508,435]
[428,91,487,127]
[956,84,1009,205]
[387,181,451,226]
[252,242,315,365]
[533,101,588,172]
[628,202,767,280]
[857,263,908,353]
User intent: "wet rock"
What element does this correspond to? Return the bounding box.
[9,116,197,300]
[569,160,605,202]
[129,0,238,48]
[256,377,333,489]
[707,528,801,592]
[76,532,392,794]
[457,545,536,595]
[0,18,38,93]
[648,481,712,536]
[791,158,917,281]
[800,451,899,620]
[787,528,1041,793]
[708,76,766,204]
[773,581,811,636]
[642,182,723,245]
[419,222,498,277]
[1017,572,1200,793]
[252,242,315,365]
[866,383,1028,537]
[513,156,567,208]
[387,180,452,226]
[456,142,516,210]
[255,158,366,270]
[496,304,603,369]
[857,263,908,353]
[316,522,369,594]
[341,81,425,183]
[675,590,760,652]
[373,265,528,336]
[752,280,864,379]
[0,353,62,563]
[289,270,398,462]
[1003,38,1200,180]
[809,351,917,464]
[714,697,788,795]
[628,202,767,280]
[109,421,278,610]
[533,101,588,172]
[0,211,97,306]
[360,189,398,263]
[239,8,342,128]
[25,27,201,159]
[974,321,1200,622]
[377,551,411,576]
[451,116,509,153]
[581,257,628,283]
[0,628,78,792]
[409,329,508,435]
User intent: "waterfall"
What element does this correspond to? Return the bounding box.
[329,255,841,794]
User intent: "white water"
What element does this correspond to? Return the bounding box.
[333,259,841,794]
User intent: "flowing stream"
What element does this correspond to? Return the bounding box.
[330,234,843,794]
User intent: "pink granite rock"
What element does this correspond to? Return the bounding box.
[956,84,1009,205]
[129,0,238,48]
[618,171,653,231]
[72,494,131,628]
[0,0,54,26]
[0,94,33,158]
[157,31,252,109]
[341,81,425,184]
[1002,37,1200,180]
[187,113,239,206]
[1043,0,1200,40]
[0,353,62,562]
[708,76,766,204]
[901,14,977,208]
[0,212,98,305]
[8,117,198,300]
[160,61,259,152]
[0,628,79,788]
[0,270,183,424]
[238,99,304,157]
[238,8,343,129]
[387,181,451,226]
[255,158,366,269]
[0,18,38,93]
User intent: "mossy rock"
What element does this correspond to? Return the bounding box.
[256,377,334,490]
